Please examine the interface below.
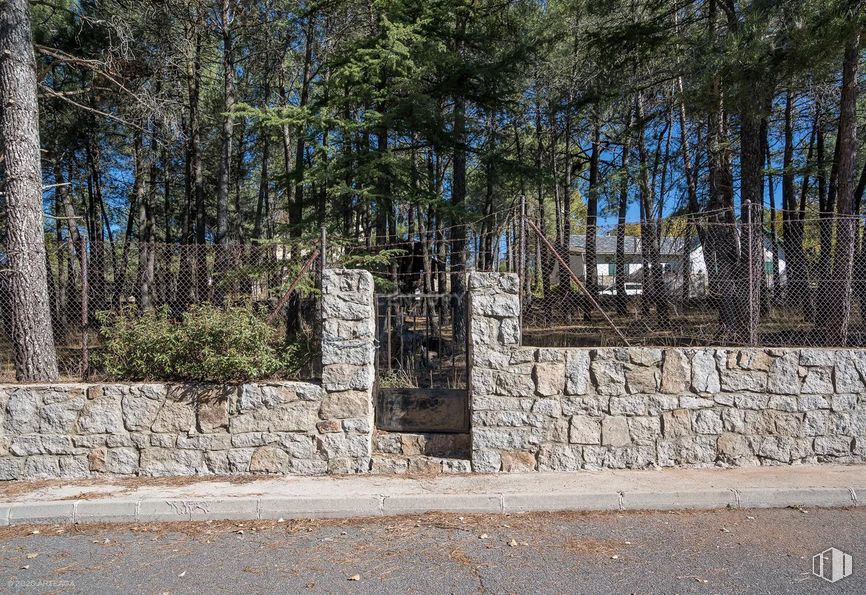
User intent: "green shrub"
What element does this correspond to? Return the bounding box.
[95,304,301,382]
[95,306,180,380]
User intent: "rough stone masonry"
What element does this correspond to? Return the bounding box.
[468,272,866,472]
[0,269,376,479]
[4,267,866,479]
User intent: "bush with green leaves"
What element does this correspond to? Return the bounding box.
[95,304,305,382]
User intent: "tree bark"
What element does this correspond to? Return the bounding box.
[616,114,631,315]
[216,0,235,245]
[0,0,59,380]
[825,30,860,345]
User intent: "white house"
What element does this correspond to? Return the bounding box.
[565,233,786,296]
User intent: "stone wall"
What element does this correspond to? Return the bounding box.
[0,269,376,480]
[468,271,866,472]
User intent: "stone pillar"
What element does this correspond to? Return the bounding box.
[319,269,376,473]
[467,272,522,471]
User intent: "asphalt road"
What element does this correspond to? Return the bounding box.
[0,507,864,594]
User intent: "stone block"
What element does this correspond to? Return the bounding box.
[646,394,680,415]
[660,349,690,394]
[803,410,829,436]
[624,364,660,394]
[601,416,630,447]
[662,409,692,438]
[628,416,661,445]
[691,349,720,394]
[561,395,608,417]
[717,432,753,463]
[321,364,374,392]
[121,392,163,432]
[656,436,717,466]
[591,355,626,396]
[565,350,591,395]
[800,349,836,367]
[734,393,769,410]
[533,362,565,396]
[603,445,656,469]
[720,369,767,393]
[692,409,723,435]
[494,369,536,397]
[106,447,140,475]
[150,395,196,434]
[472,448,501,472]
[801,367,833,394]
[814,436,853,457]
[767,352,800,395]
[4,389,41,434]
[39,395,85,434]
[316,434,370,459]
[197,391,230,433]
[140,448,206,476]
[472,427,542,450]
[728,350,771,371]
[269,402,318,432]
[537,444,582,471]
[570,416,601,445]
[680,395,714,409]
[320,391,371,420]
[500,450,536,472]
[532,399,561,418]
[835,351,866,393]
[249,445,290,473]
[76,394,124,434]
[610,395,648,416]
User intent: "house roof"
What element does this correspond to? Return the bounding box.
[569,234,686,256]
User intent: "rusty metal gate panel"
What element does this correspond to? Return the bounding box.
[373,292,469,433]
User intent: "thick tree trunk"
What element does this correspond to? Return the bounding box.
[825,31,860,345]
[740,100,765,345]
[216,0,235,245]
[783,91,811,315]
[616,116,631,315]
[0,0,59,380]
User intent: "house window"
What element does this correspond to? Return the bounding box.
[609,263,616,276]
[765,261,773,274]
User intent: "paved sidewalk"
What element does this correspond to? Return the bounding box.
[0,464,864,525]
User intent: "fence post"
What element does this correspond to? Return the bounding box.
[745,200,757,346]
[519,194,527,305]
[319,225,327,274]
[80,236,89,380]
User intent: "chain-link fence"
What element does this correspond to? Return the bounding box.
[3,203,865,381]
[0,238,323,381]
[520,206,866,349]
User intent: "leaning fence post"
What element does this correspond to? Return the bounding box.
[80,236,89,379]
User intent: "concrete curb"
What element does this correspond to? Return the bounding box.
[0,486,862,526]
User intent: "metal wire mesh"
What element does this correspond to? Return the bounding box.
[0,239,322,381]
[2,205,865,381]
[521,208,866,349]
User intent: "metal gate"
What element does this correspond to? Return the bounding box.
[374,292,469,433]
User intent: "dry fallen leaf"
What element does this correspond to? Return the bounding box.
[479,534,489,539]
[509,539,518,547]
[178,571,186,578]
[611,555,619,560]
[348,574,360,581]
[26,553,38,559]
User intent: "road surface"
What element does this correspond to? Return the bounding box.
[1,507,864,593]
